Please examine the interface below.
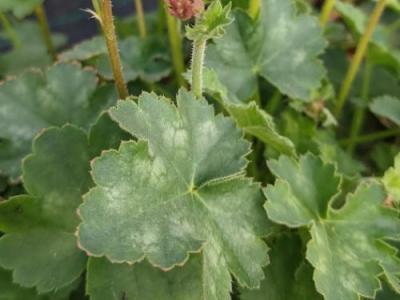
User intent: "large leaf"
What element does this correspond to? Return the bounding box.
[264,154,400,300]
[206,0,326,101]
[370,95,400,126]
[240,234,322,300]
[78,90,271,299]
[0,126,91,293]
[0,0,43,18]
[0,63,109,178]
[58,36,106,62]
[87,256,204,300]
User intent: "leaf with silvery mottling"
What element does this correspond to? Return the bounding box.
[206,0,326,101]
[78,90,272,300]
[264,154,400,300]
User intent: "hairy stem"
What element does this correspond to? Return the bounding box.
[100,0,129,99]
[35,4,56,60]
[134,0,147,38]
[165,4,187,88]
[335,0,387,118]
[248,0,261,19]
[191,38,207,98]
[0,12,21,49]
[347,62,373,153]
[320,0,336,29]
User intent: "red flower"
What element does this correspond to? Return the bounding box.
[165,0,204,20]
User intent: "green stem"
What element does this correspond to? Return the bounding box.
[165,4,187,88]
[100,0,129,99]
[320,0,336,29]
[0,12,21,49]
[134,0,147,39]
[335,0,387,118]
[266,90,282,115]
[157,0,166,35]
[191,38,207,98]
[340,128,400,146]
[35,4,56,60]
[347,61,373,153]
[248,0,261,19]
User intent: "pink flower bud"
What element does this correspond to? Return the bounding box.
[165,0,204,20]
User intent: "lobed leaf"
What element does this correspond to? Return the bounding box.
[383,153,400,203]
[206,0,326,101]
[264,154,400,300]
[370,95,400,126]
[0,63,110,178]
[78,90,272,299]
[0,0,43,18]
[0,126,91,293]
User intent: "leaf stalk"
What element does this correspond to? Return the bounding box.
[97,0,129,99]
[165,4,187,88]
[134,0,147,39]
[0,12,21,49]
[320,0,336,29]
[335,0,387,118]
[340,128,400,146]
[35,4,56,61]
[191,38,207,98]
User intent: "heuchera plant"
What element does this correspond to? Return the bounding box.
[0,0,400,299]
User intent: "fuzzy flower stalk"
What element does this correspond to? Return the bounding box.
[165,0,232,98]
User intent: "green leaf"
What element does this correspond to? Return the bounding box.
[0,267,44,300]
[186,68,296,156]
[78,90,271,299]
[383,153,400,203]
[58,36,107,62]
[264,154,400,300]
[206,0,326,101]
[0,21,66,76]
[186,0,233,41]
[240,234,322,300]
[0,0,43,18]
[87,256,204,300]
[0,126,91,293]
[0,63,108,178]
[370,95,400,126]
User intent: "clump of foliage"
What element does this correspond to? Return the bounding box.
[0,0,400,299]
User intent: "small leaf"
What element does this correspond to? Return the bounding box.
[370,95,400,126]
[240,234,322,300]
[264,154,400,300]
[186,0,233,41]
[206,0,326,101]
[383,153,400,203]
[78,90,271,299]
[0,126,91,293]
[0,63,109,178]
[87,256,204,300]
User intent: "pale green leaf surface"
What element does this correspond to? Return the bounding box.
[87,257,204,300]
[78,90,271,299]
[95,36,171,83]
[0,267,44,300]
[0,126,92,293]
[0,63,107,178]
[186,68,296,156]
[240,234,322,300]
[383,153,400,202]
[370,96,400,126]
[58,36,106,62]
[206,0,326,101]
[0,0,43,18]
[264,154,400,300]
